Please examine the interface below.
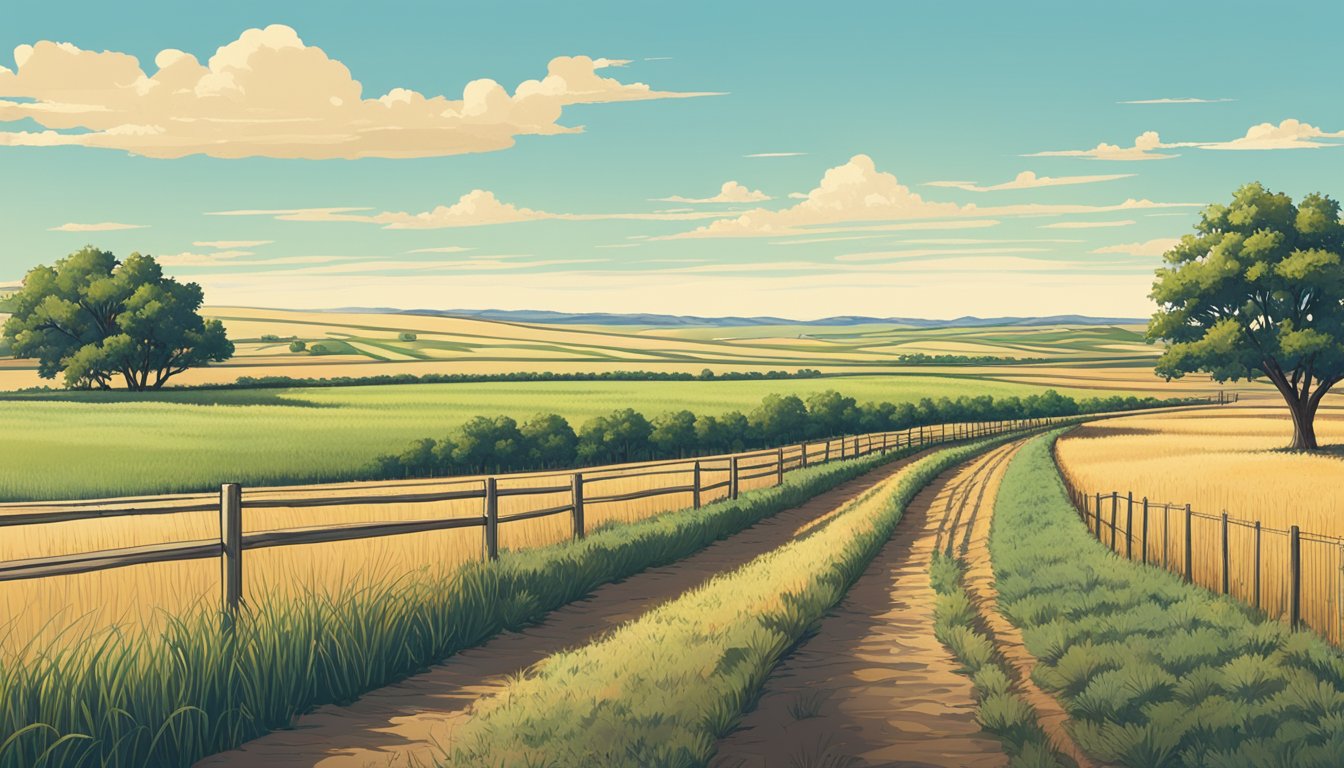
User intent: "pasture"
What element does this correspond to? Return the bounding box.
[1,374,1145,502]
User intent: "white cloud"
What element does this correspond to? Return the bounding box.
[1040,220,1135,229]
[787,192,808,199]
[0,25,718,159]
[1200,118,1344,150]
[835,247,1049,263]
[1119,97,1233,104]
[656,180,771,203]
[1090,238,1180,257]
[406,246,474,254]
[745,152,806,158]
[49,221,147,232]
[927,170,1134,192]
[193,239,272,248]
[665,155,1195,239]
[1025,131,1185,161]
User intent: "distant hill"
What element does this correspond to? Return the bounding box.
[330,307,1146,329]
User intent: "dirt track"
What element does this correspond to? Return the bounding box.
[196,452,928,768]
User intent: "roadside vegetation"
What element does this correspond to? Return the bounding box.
[0,441,908,768]
[930,553,1068,768]
[994,432,1344,767]
[440,433,1019,767]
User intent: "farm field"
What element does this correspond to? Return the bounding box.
[0,307,1177,391]
[0,374,1161,502]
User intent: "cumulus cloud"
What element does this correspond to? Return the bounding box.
[1040,220,1135,229]
[656,180,771,203]
[664,155,1195,239]
[1119,97,1233,104]
[1090,238,1180,257]
[1200,118,1344,150]
[49,221,147,232]
[927,170,1133,192]
[1025,131,1186,161]
[0,25,718,159]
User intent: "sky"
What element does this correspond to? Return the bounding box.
[2,0,1343,320]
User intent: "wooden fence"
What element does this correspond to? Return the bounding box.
[0,416,1062,617]
[1062,480,1344,646]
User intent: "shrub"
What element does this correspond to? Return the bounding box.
[398,332,417,341]
[288,340,306,353]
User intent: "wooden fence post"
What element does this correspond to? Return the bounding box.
[1220,512,1230,595]
[1125,492,1134,560]
[1141,497,1149,565]
[1094,492,1102,539]
[1110,492,1119,551]
[730,455,740,500]
[1253,520,1262,611]
[692,461,702,509]
[825,440,831,463]
[1289,525,1301,629]
[776,448,785,486]
[1183,503,1193,583]
[220,483,242,620]
[571,473,585,540]
[484,477,499,561]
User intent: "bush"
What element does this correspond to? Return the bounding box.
[309,342,333,355]
[288,340,306,353]
[398,332,417,341]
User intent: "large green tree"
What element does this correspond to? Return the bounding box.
[2,247,233,390]
[1148,183,1344,449]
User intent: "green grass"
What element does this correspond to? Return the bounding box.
[929,553,1069,768]
[0,441,908,768]
[993,432,1344,768]
[0,375,1097,501]
[438,432,1020,767]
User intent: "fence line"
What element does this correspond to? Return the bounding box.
[1058,466,1344,647]
[0,416,1073,615]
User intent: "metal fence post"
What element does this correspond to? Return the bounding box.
[1220,512,1230,595]
[572,473,585,540]
[692,461,702,508]
[220,483,242,620]
[484,477,499,560]
[1290,525,1302,629]
[1094,492,1102,539]
[1184,503,1193,583]
[1110,492,1119,551]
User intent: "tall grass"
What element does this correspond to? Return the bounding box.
[929,553,1067,768]
[0,447,902,768]
[439,433,1020,767]
[994,431,1344,767]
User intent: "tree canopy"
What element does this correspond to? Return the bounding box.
[2,247,233,390]
[1149,183,1344,449]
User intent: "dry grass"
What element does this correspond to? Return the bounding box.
[0,456,778,658]
[1055,397,1344,644]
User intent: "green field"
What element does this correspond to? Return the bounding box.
[1,375,1116,502]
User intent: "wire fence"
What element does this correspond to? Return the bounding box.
[1059,474,1344,646]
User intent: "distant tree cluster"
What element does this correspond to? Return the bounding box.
[196,368,828,390]
[371,389,1194,479]
[894,353,1045,365]
[1,247,232,390]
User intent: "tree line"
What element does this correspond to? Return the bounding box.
[370,389,1201,479]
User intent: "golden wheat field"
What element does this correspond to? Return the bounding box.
[0,445,808,658]
[1056,398,1344,644]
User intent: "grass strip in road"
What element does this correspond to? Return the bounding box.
[0,446,911,768]
[442,433,1023,767]
[930,552,1070,768]
[993,431,1344,768]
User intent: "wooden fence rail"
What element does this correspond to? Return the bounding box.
[1061,478,1344,647]
[0,416,1067,615]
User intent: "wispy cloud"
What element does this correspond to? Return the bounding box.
[745,152,806,158]
[0,25,719,160]
[656,180,771,203]
[1025,131,1191,161]
[49,221,148,232]
[1119,97,1234,104]
[1200,118,1344,150]
[406,246,474,254]
[1090,238,1180,257]
[1040,220,1136,229]
[926,170,1133,192]
[193,240,273,249]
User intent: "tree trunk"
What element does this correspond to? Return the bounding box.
[1287,396,1320,451]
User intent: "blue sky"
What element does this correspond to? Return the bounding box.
[2,0,1342,319]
